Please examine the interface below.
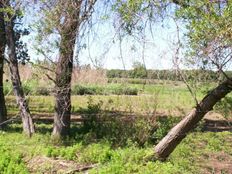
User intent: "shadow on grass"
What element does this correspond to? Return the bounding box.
[202,119,232,132]
[3,109,160,147]
[3,107,231,148]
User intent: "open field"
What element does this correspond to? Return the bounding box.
[6,82,206,115]
[1,81,231,173]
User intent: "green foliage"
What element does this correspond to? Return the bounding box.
[111,85,138,95]
[72,84,138,96]
[78,143,114,163]
[153,117,181,141]
[112,0,145,34]
[3,83,13,95]
[0,124,231,173]
[3,80,51,96]
[200,84,232,118]
[175,0,232,70]
[72,85,104,95]
[46,144,82,160]
[81,97,156,146]
[34,87,50,96]
[107,69,222,82]
[215,95,232,118]
[112,0,166,35]
[131,61,147,78]
[0,135,28,173]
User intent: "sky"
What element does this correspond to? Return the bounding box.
[21,1,185,70]
[20,0,232,69]
[21,1,232,71]
[78,18,180,70]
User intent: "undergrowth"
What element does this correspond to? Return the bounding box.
[0,124,231,173]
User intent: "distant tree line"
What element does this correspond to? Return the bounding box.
[107,69,232,82]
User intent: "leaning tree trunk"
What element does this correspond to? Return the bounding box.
[52,26,79,138]
[155,79,232,160]
[0,2,7,126]
[5,11,35,136]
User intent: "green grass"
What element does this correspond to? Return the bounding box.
[0,123,231,173]
[2,82,232,173]
[6,81,231,117]
[6,83,198,115]
[6,94,195,115]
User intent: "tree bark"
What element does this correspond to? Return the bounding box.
[154,79,232,160]
[0,1,7,126]
[52,50,73,138]
[52,22,79,138]
[5,9,35,136]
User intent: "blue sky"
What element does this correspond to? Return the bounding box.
[78,18,180,70]
[21,2,185,70]
[21,2,231,71]
[23,18,181,70]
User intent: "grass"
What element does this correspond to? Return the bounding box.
[2,81,232,173]
[0,123,231,173]
[6,81,200,115]
[6,81,231,118]
[6,94,195,116]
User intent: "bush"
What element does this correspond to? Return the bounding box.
[215,96,232,118]
[72,85,103,95]
[34,87,51,96]
[81,97,157,146]
[72,85,138,96]
[152,116,181,142]
[3,83,13,95]
[82,114,156,146]
[112,86,138,95]
[22,84,32,95]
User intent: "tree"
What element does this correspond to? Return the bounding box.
[154,0,232,159]
[4,0,35,136]
[37,0,97,139]
[113,0,232,160]
[0,1,7,126]
[131,61,147,78]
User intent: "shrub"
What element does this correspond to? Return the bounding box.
[152,116,181,142]
[215,96,232,118]
[22,83,33,95]
[72,85,103,95]
[82,115,156,146]
[72,85,138,96]
[81,97,157,146]
[22,80,40,95]
[34,87,51,96]
[3,83,13,95]
[111,86,138,95]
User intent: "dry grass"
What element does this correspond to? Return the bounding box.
[3,65,107,85]
[27,156,97,174]
[72,67,107,85]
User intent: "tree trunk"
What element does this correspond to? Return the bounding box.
[52,27,78,138]
[52,52,73,138]
[5,10,35,136]
[0,2,7,126]
[154,79,232,160]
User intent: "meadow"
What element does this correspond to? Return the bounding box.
[1,68,232,173]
